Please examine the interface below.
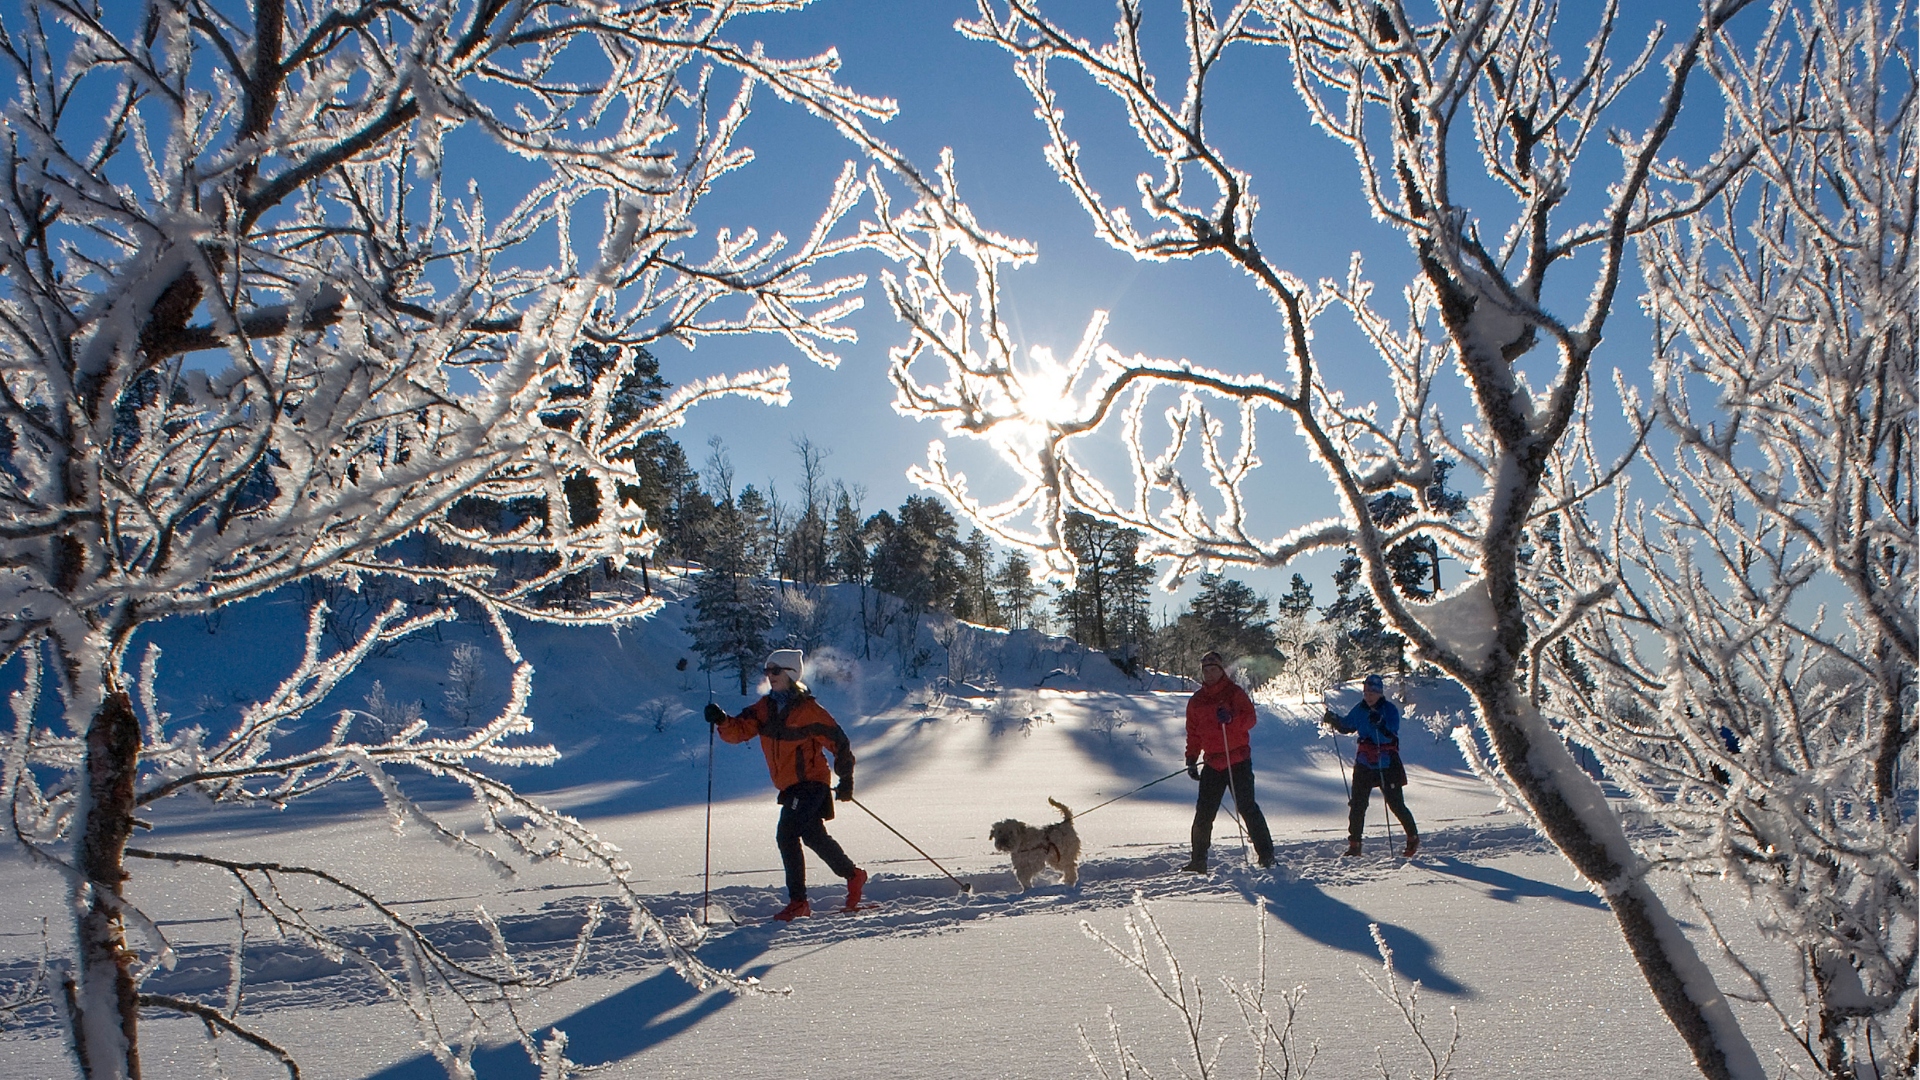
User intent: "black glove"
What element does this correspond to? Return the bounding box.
[1186,758,1201,781]
[704,702,726,726]
[834,776,853,802]
[1321,710,1343,728]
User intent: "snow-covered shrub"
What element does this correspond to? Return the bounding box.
[1078,892,1458,1080]
[777,590,842,660]
[440,644,487,728]
[361,680,426,740]
[1089,708,1147,752]
[1270,614,1342,705]
[986,691,1056,738]
[632,699,679,735]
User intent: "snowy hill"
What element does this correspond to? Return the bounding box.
[0,577,1735,1079]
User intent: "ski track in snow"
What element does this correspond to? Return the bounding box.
[0,822,1557,1039]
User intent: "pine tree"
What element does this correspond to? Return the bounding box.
[736,484,779,583]
[993,550,1042,631]
[1274,574,1315,619]
[1320,551,1406,680]
[1192,574,1274,658]
[870,495,963,613]
[1151,573,1276,676]
[955,530,1002,626]
[829,484,878,657]
[691,500,777,693]
[1055,512,1148,652]
[1367,458,1468,599]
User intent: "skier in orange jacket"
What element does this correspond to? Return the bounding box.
[707,650,867,921]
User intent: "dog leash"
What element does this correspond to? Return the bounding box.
[851,796,973,894]
[1076,768,1187,818]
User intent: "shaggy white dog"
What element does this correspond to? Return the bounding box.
[989,798,1082,889]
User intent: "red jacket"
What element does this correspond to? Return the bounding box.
[717,692,854,796]
[1185,677,1257,770]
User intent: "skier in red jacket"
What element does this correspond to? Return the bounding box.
[1181,651,1276,871]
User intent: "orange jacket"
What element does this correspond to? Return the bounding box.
[717,692,854,795]
[1185,677,1257,770]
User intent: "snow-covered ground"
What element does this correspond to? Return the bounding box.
[0,580,1779,1078]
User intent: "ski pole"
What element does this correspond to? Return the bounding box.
[1321,708,1354,802]
[1077,768,1186,817]
[851,797,972,894]
[1218,716,1250,861]
[1382,771,1395,853]
[703,666,716,926]
[1324,710,1356,853]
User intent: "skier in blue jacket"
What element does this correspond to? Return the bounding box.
[1321,673,1419,857]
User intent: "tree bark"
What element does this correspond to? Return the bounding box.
[75,690,142,1080]
[1465,670,1763,1080]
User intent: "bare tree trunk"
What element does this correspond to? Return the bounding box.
[1452,402,1762,1080]
[74,690,142,1080]
[1466,672,1753,1080]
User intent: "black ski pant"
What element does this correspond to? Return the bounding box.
[1348,760,1417,842]
[1190,758,1275,865]
[776,781,856,902]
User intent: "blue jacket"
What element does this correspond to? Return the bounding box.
[1336,697,1402,765]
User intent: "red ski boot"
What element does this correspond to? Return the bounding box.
[843,868,868,911]
[772,899,812,922]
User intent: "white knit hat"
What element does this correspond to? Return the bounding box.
[764,649,803,676]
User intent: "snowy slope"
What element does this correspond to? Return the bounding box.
[0,578,1783,1078]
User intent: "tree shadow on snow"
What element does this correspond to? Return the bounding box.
[358,925,784,1079]
[1236,878,1468,997]
[1419,854,1607,909]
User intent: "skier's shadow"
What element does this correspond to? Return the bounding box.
[360,925,784,1079]
[1236,878,1467,997]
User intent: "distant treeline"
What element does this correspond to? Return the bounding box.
[563,347,1465,689]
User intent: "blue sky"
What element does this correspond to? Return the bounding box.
[649,0,1717,615]
[111,0,1695,612]
[662,0,1437,602]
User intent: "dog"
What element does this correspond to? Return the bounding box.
[989,797,1082,889]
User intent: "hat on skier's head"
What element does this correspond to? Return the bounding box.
[1363,673,1385,692]
[1200,651,1226,669]
[764,649,803,677]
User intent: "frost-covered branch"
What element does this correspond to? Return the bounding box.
[1533,3,1919,1071]
[0,2,927,1075]
[878,2,1782,1076]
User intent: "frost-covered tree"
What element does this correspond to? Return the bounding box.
[1532,1,1917,1072]
[0,1,936,1075]
[1269,610,1340,703]
[867,0,1794,1076]
[777,436,834,592]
